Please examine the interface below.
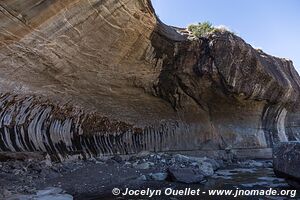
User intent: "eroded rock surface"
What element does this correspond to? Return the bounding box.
[0,0,299,160]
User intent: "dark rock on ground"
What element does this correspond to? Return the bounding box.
[105,159,119,166]
[134,161,155,170]
[237,160,273,168]
[168,167,205,184]
[111,155,123,163]
[148,172,168,181]
[173,154,217,176]
[5,187,73,200]
[286,179,300,189]
[273,142,300,188]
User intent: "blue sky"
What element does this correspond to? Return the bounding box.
[152,0,300,71]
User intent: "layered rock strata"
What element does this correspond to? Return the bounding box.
[0,0,299,160]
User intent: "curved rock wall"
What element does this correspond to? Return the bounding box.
[0,0,299,160]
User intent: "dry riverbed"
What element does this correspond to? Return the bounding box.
[0,152,298,200]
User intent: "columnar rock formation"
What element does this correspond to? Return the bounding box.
[0,0,299,160]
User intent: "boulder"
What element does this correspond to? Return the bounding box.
[149,172,168,181]
[36,187,63,196]
[273,142,300,188]
[111,155,123,163]
[173,154,217,175]
[168,167,205,183]
[238,160,264,168]
[5,187,73,200]
[196,162,214,177]
[35,194,73,200]
[134,162,154,170]
[136,175,147,181]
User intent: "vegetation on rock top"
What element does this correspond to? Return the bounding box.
[188,21,231,37]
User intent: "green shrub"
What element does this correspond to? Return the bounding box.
[187,21,216,37]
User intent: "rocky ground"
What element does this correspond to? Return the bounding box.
[0,152,297,200]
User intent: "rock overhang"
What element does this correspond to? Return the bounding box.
[0,0,299,160]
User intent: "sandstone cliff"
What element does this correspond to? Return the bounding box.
[0,0,299,160]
